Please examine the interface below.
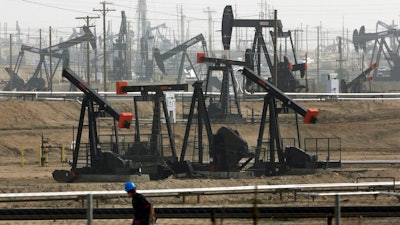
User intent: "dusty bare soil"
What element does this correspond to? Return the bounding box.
[1,88,400,224]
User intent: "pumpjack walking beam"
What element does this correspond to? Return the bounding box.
[242,67,317,122]
[63,67,132,128]
[35,26,96,87]
[153,34,208,83]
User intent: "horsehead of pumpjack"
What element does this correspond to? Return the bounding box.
[221,5,234,50]
[353,25,368,53]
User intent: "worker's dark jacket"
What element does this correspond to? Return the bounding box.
[132,193,151,224]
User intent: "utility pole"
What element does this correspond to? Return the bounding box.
[301,24,304,51]
[137,0,147,57]
[316,25,320,84]
[9,34,12,69]
[0,33,2,66]
[9,34,12,89]
[94,27,98,84]
[203,7,215,53]
[40,29,42,78]
[273,10,278,87]
[75,15,100,86]
[49,26,53,92]
[305,25,309,92]
[127,22,132,80]
[186,20,191,40]
[337,36,343,79]
[94,2,115,92]
[234,6,239,50]
[258,0,267,19]
[292,29,303,52]
[180,6,185,43]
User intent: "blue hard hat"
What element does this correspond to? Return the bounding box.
[125,181,136,192]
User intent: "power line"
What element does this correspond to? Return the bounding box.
[20,0,98,16]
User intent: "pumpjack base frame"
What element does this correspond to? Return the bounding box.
[52,170,150,183]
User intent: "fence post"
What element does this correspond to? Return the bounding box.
[87,194,93,225]
[38,145,42,167]
[253,186,259,225]
[20,145,24,167]
[45,152,49,166]
[334,195,341,225]
[61,144,65,163]
[251,108,255,124]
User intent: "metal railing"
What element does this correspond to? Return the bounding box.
[1,183,400,224]
[1,182,399,203]
[2,91,400,101]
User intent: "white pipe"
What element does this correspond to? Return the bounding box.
[0,181,397,198]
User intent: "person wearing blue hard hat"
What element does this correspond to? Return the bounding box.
[125,181,154,225]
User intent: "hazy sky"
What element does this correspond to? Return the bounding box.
[2,0,399,50]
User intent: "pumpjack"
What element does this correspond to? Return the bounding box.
[4,26,96,91]
[178,64,319,177]
[153,33,208,83]
[199,52,252,119]
[221,5,306,92]
[179,81,253,178]
[189,45,318,176]
[117,82,193,179]
[53,68,133,183]
[353,23,400,80]
[136,23,170,81]
[53,68,194,182]
[111,11,131,81]
[240,67,319,176]
[340,63,377,93]
[270,30,307,92]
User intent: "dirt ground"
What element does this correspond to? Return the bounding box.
[1,97,400,224]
